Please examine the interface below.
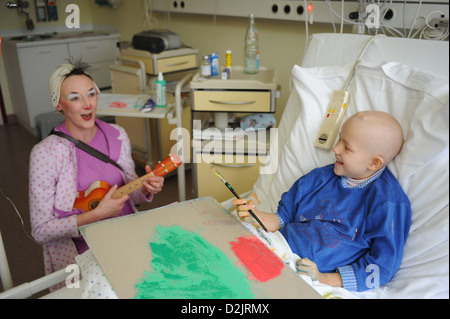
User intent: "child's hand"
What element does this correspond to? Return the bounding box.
[232,198,280,232]
[232,198,256,223]
[296,258,321,282]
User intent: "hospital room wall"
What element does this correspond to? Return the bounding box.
[0,0,100,118]
[151,14,338,123]
[112,2,340,124]
[0,0,342,124]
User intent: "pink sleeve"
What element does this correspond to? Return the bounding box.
[29,139,80,244]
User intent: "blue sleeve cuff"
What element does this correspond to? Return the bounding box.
[337,265,358,291]
[275,212,286,229]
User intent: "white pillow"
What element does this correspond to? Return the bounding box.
[253,61,449,298]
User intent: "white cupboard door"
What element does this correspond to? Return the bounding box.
[18,44,69,128]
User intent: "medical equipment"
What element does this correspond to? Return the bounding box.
[35,0,46,22]
[150,0,449,35]
[132,29,182,54]
[314,34,385,149]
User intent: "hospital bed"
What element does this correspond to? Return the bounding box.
[248,33,449,298]
[0,33,448,299]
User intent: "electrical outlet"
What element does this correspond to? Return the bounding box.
[429,18,449,29]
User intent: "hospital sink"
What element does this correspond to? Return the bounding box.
[57,31,110,39]
[10,34,54,41]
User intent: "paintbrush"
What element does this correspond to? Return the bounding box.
[209,165,268,232]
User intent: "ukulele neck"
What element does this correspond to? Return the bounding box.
[111,172,155,199]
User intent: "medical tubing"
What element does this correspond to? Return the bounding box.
[342,34,386,91]
[407,0,424,38]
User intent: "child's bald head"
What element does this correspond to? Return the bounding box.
[346,111,403,165]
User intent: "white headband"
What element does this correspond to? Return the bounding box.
[49,63,100,109]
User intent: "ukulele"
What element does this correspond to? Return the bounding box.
[74,153,182,212]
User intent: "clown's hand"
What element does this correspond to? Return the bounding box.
[296,258,321,282]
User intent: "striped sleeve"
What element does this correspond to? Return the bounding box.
[337,265,358,291]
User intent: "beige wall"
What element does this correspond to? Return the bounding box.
[148,13,338,122]
[0,0,113,116]
[1,0,343,123]
[0,0,95,31]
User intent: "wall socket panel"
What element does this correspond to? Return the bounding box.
[150,0,449,30]
[429,18,449,29]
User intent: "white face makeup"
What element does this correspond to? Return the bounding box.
[57,75,99,140]
[66,88,97,102]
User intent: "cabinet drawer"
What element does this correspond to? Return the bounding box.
[196,153,265,202]
[192,90,271,112]
[156,54,197,74]
[124,53,197,75]
[69,39,115,62]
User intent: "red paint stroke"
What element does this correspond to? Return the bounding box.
[230,236,284,282]
[108,101,127,109]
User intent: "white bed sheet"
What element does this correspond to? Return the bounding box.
[253,33,449,298]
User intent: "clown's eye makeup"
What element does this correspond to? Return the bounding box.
[67,93,82,101]
[87,88,97,97]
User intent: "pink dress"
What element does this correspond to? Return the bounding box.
[29,119,152,288]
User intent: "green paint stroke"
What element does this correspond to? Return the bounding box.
[135,225,255,299]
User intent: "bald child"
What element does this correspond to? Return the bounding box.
[233,111,411,292]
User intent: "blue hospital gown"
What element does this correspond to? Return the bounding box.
[276,164,411,292]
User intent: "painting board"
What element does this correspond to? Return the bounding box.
[80,196,321,299]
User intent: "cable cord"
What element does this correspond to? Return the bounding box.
[342,34,386,91]
[409,10,449,40]
[296,0,310,67]
[142,0,158,29]
[407,0,424,38]
[0,188,40,247]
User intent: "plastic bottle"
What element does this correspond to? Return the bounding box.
[156,72,166,107]
[244,14,259,74]
[200,55,211,79]
[225,50,232,70]
[222,50,232,79]
[210,52,219,76]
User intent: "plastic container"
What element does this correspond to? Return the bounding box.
[210,52,219,76]
[200,55,211,79]
[156,72,166,107]
[244,14,260,74]
[225,50,232,70]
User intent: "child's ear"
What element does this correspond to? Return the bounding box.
[369,155,384,170]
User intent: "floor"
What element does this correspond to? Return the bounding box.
[0,122,193,298]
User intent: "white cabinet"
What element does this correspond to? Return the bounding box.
[14,44,69,133]
[68,39,117,88]
[3,34,119,135]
